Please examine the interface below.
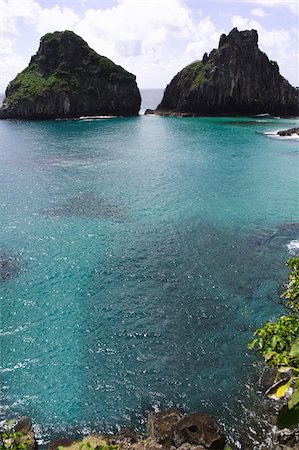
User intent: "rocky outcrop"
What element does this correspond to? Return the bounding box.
[0,31,141,119]
[154,28,299,117]
[172,413,226,449]
[47,409,226,450]
[147,408,185,447]
[277,127,299,136]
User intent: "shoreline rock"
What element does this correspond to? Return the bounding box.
[48,409,226,450]
[277,127,299,136]
[4,409,299,449]
[144,109,194,117]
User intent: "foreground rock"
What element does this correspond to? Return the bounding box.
[47,409,226,450]
[153,28,299,117]
[0,30,141,119]
[277,127,299,136]
[147,408,185,447]
[172,413,226,449]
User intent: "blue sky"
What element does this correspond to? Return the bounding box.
[0,0,298,92]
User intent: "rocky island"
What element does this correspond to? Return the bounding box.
[147,28,299,117]
[0,31,141,119]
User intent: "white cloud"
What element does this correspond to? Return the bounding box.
[31,6,80,35]
[244,0,298,15]
[251,7,266,17]
[184,17,223,63]
[0,0,298,92]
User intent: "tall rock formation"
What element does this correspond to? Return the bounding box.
[156,28,299,116]
[0,31,141,119]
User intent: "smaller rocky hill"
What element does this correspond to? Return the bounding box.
[155,28,299,116]
[0,31,141,119]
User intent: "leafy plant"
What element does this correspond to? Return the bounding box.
[281,257,299,314]
[248,257,299,429]
[0,420,31,450]
[58,439,119,450]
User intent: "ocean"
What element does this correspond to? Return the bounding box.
[0,89,299,449]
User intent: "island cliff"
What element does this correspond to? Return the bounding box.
[153,28,299,117]
[0,31,141,119]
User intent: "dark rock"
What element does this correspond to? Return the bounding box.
[144,109,194,117]
[147,407,185,447]
[131,441,163,450]
[156,28,299,117]
[276,427,299,447]
[15,416,32,434]
[172,412,226,450]
[115,426,141,443]
[106,426,142,447]
[14,417,37,450]
[277,127,299,136]
[48,436,76,450]
[0,30,141,119]
[27,431,38,450]
[144,108,157,115]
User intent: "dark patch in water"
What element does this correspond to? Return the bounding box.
[0,253,22,283]
[41,193,125,220]
[248,222,299,251]
[278,222,299,233]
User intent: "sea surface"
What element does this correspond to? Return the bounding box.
[0,89,299,449]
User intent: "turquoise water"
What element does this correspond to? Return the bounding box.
[0,109,298,448]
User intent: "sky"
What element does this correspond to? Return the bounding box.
[0,0,298,92]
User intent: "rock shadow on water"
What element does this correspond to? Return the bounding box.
[40,193,126,220]
[247,222,299,255]
[0,252,23,283]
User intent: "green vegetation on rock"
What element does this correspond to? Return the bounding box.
[249,257,299,429]
[184,61,212,89]
[6,64,70,106]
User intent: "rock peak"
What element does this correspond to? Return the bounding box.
[31,30,98,76]
[219,28,258,49]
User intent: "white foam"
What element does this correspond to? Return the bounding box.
[287,239,299,255]
[255,113,272,117]
[256,113,281,118]
[79,115,116,120]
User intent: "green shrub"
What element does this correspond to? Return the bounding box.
[57,437,119,450]
[6,64,69,106]
[248,257,299,429]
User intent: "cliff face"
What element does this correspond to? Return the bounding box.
[0,31,141,119]
[157,28,299,116]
